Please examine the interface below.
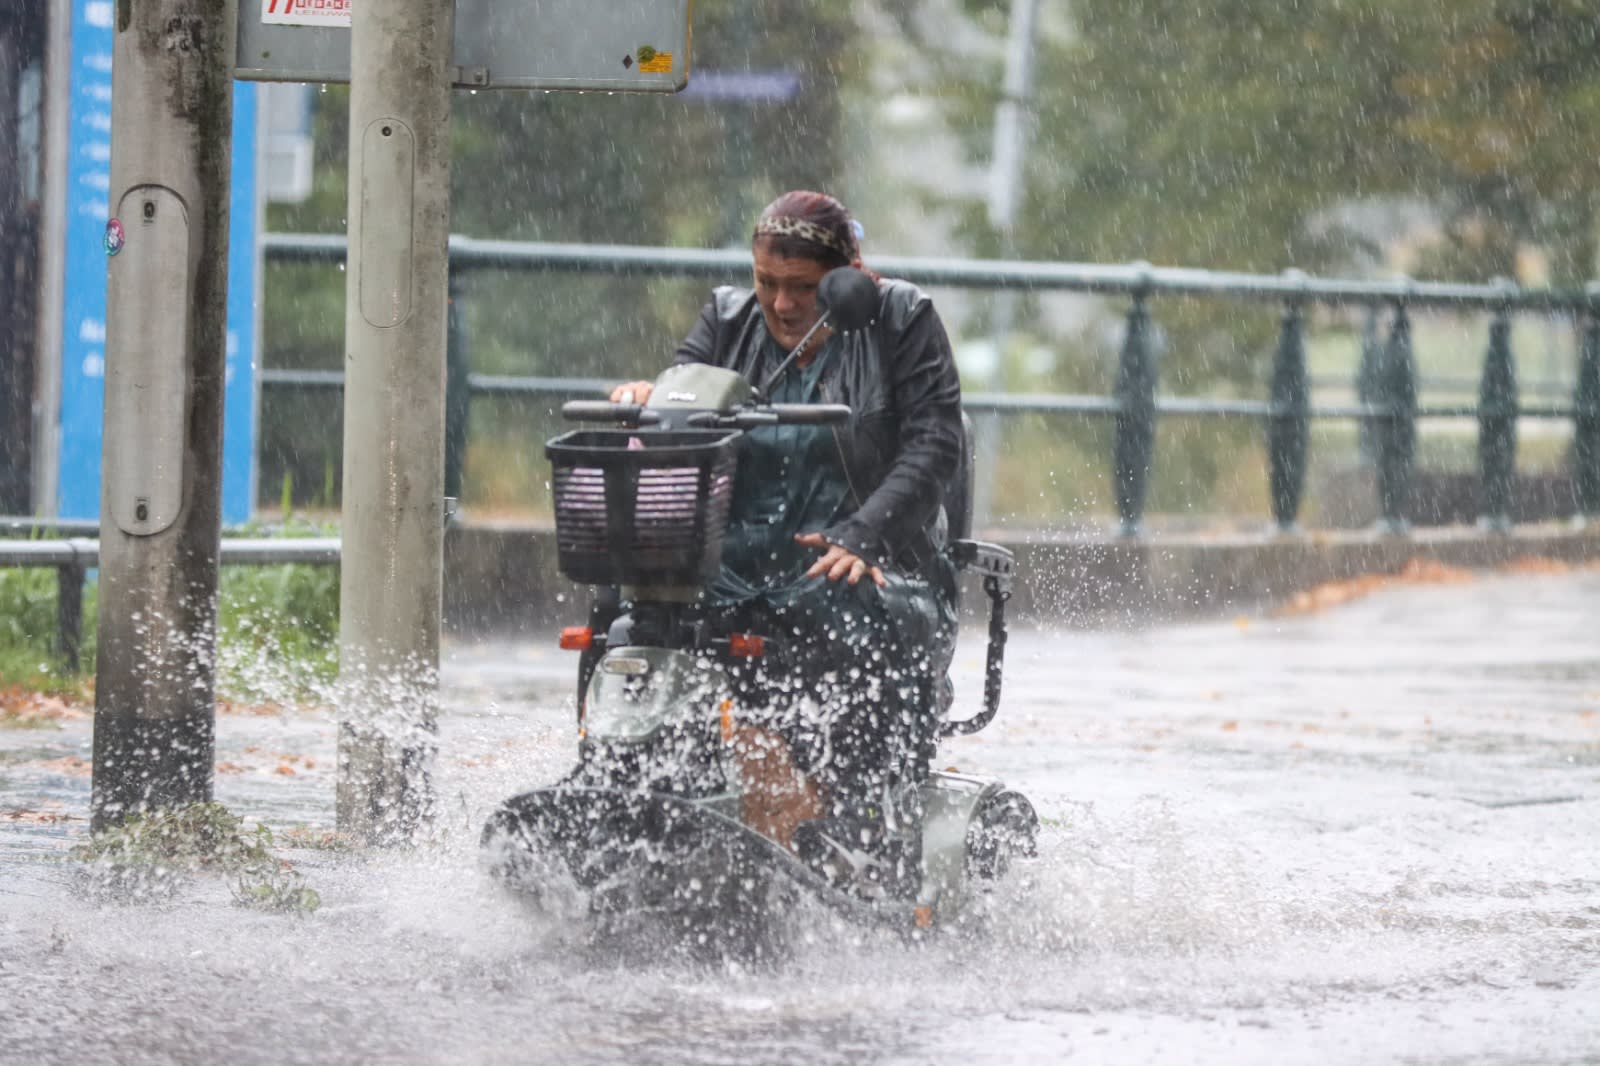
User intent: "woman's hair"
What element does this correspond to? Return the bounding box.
[752,190,861,269]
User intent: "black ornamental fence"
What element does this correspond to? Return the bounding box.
[260,234,1600,536]
[6,238,1600,668]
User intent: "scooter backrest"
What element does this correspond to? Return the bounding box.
[946,410,976,542]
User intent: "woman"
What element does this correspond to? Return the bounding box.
[611,190,964,871]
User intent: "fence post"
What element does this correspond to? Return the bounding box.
[56,558,85,674]
[1576,289,1600,521]
[445,267,470,503]
[1372,302,1417,533]
[1477,284,1518,532]
[1267,274,1309,532]
[1112,272,1157,538]
[1356,306,1381,462]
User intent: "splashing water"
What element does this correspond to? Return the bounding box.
[3,570,1598,1064]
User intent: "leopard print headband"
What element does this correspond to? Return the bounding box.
[753,215,856,260]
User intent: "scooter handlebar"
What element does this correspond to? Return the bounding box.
[561,401,660,424]
[566,399,848,428]
[763,403,851,425]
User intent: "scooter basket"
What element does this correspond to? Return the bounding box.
[547,429,740,586]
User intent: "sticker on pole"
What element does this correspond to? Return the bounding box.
[262,0,351,28]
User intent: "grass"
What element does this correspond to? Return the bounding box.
[72,801,321,913]
[0,520,341,708]
[215,521,341,706]
[0,566,96,698]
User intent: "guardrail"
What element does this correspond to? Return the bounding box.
[262,235,1600,536]
[0,537,339,672]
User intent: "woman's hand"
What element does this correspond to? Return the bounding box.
[795,532,886,588]
[609,380,655,404]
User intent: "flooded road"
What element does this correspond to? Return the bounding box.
[3,567,1599,1064]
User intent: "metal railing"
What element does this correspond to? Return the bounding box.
[9,242,1600,671]
[0,536,339,672]
[263,234,1600,536]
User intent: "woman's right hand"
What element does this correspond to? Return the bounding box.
[609,380,655,405]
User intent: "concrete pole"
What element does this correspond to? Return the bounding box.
[972,0,1041,530]
[92,0,237,830]
[335,0,454,845]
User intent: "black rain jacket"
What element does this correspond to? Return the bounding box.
[673,279,964,572]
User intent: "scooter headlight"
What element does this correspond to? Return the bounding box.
[600,656,652,677]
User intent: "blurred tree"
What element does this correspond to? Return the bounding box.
[1008,0,1600,278]
[940,0,1600,384]
[1397,0,1600,284]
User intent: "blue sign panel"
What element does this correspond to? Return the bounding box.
[58,0,258,523]
[223,87,260,525]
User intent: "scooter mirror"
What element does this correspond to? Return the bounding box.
[818,267,879,333]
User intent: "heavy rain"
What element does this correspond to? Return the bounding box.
[3,1,1600,1063]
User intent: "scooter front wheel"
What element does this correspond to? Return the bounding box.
[965,789,1038,883]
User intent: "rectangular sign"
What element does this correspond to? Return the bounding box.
[59,0,259,523]
[236,0,692,92]
[261,0,352,28]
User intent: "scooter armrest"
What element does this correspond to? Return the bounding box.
[948,539,1014,590]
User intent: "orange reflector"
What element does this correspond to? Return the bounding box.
[729,633,765,657]
[559,626,593,651]
[913,906,933,930]
[719,698,734,742]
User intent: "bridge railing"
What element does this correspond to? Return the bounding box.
[261,234,1600,536]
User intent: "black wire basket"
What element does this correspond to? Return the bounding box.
[546,429,740,586]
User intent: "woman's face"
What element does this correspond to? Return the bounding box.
[752,243,832,354]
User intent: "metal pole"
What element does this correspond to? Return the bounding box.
[1476,294,1518,532]
[56,559,83,674]
[1575,296,1600,521]
[1267,294,1309,532]
[1373,305,1417,534]
[1112,290,1157,537]
[92,0,237,830]
[1355,306,1381,462]
[0,15,24,513]
[972,0,1042,530]
[986,0,1041,242]
[33,0,72,518]
[336,0,454,846]
[444,268,470,503]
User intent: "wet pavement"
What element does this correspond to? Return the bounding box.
[2,566,1598,1065]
